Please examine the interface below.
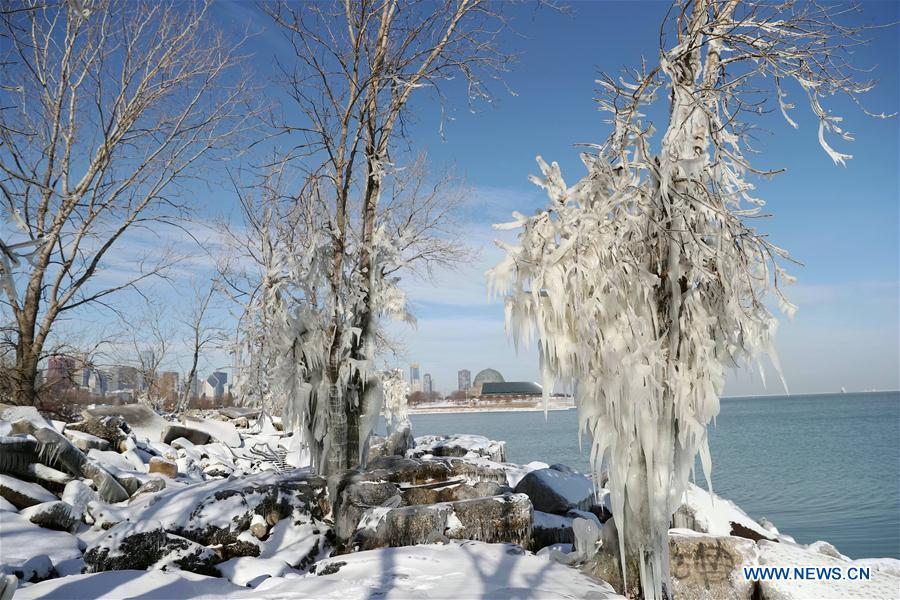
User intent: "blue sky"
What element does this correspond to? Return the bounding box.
[113,1,899,395]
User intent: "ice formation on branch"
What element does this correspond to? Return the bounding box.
[382,368,410,434]
[488,1,884,597]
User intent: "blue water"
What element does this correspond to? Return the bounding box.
[408,391,900,559]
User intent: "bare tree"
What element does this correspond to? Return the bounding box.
[0,0,253,405]
[490,1,892,597]
[265,0,512,474]
[176,276,225,413]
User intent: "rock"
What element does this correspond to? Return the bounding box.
[0,435,39,478]
[250,514,269,539]
[334,480,401,543]
[62,479,98,520]
[0,512,83,580]
[351,493,533,551]
[9,555,54,583]
[532,511,575,550]
[0,473,57,509]
[128,477,167,500]
[0,406,52,431]
[674,482,776,542]
[20,500,79,532]
[148,457,178,478]
[513,466,593,515]
[10,422,128,503]
[232,416,250,428]
[669,532,760,600]
[84,520,220,575]
[369,422,414,459]
[90,470,329,548]
[409,434,506,462]
[64,429,110,452]
[216,556,293,588]
[163,424,210,446]
[82,404,168,443]
[756,538,900,599]
[65,416,126,449]
[218,407,260,420]
[181,416,241,447]
[0,574,16,600]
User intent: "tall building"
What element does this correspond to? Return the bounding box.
[423,373,433,395]
[204,371,228,400]
[409,363,422,393]
[457,369,471,391]
[158,371,179,401]
[46,356,76,389]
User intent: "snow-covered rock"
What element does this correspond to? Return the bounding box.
[65,416,126,450]
[14,569,245,599]
[163,424,211,446]
[84,519,219,575]
[668,531,760,600]
[89,469,328,547]
[756,539,900,599]
[409,434,506,462]
[20,500,79,532]
[674,482,775,542]
[63,429,110,452]
[351,493,533,551]
[0,406,52,432]
[0,512,83,579]
[0,495,16,512]
[216,557,295,587]
[533,510,575,549]
[513,465,594,515]
[82,405,168,444]
[0,473,57,508]
[242,541,621,599]
[149,456,178,478]
[181,417,241,447]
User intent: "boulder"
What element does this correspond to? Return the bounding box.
[128,477,167,501]
[350,493,533,551]
[84,520,220,575]
[65,416,127,449]
[409,434,506,462]
[369,422,414,459]
[149,457,178,478]
[532,510,575,550]
[9,422,128,503]
[20,500,79,532]
[513,465,593,515]
[82,405,168,443]
[669,531,760,600]
[64,429,110,452]
[0,473,57,509]
[163,425,210,446]
[674,482,776,542]
[62,479,98,520]
[181,417,241,447]
[0,512,83,581]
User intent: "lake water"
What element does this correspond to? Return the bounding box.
[407,391,900,559]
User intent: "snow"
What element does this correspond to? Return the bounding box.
[0,406,53,431]
[258,518,326,567]
[756,539,900,599]
[526,467,593,506]
[534,510,572,530]
[0,496,16,511]
[224,541,622,599]
[217,557,295,587]
[14,569,244,599]
[0,512,83,572]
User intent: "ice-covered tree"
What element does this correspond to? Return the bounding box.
[488,1,890,597]
[263,0,510,475]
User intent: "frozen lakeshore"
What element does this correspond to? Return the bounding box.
[1,404,898,599]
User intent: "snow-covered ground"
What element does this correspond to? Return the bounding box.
[1,404,897,600]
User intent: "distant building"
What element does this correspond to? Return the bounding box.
[409,363,422,393]
[203,371,228,400]
[480,381,542,396]
[457,369,471,392]
[472,368,504,394]
[113,365,139,392]
[46,356,76,390]
[423,373,433,395]
[157,371,179,401]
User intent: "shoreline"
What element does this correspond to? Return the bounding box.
[410,404,576,415]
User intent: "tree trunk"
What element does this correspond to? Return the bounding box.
[12,339,39,407]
